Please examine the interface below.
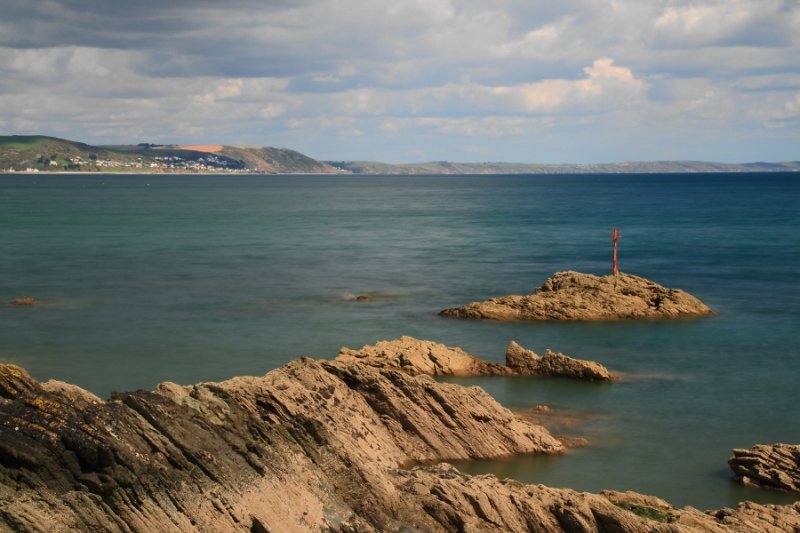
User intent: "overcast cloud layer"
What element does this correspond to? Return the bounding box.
[1,0,798,163]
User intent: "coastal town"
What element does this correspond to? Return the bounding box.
[4,152,247,173]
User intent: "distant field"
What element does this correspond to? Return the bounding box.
[0,135,46,149]
[178,145,223,153]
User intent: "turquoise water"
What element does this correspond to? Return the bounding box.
[1,172,798,509]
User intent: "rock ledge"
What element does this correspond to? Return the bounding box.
[729,443,800,493]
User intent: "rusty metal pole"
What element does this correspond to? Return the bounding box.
[612,228,620,276]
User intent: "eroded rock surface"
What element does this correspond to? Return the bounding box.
[2,360,799,532]
[337,336,616,382]
[440,271,714,321]
[506,340,616,381]
[0,358,559,532]
[729,444,800,493]
[337,335,508,376]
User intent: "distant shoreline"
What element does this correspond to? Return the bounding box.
[2,169,798,176]
[2,134,798,175]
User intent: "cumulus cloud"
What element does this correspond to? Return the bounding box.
[493,58,648,114]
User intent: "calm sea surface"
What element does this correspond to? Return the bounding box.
[1,172,798,509]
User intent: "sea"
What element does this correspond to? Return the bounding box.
[1,172,798,510]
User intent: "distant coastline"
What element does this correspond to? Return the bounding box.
[2,134,798,175]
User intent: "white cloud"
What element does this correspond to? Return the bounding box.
[258,103,285,120]
[652,0,791,48]
[381,116,553,137]
[495,58,648,113]
[0,1,797,162]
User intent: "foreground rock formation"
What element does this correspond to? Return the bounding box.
[2,359,799,532]
[729,444,800,493]
[337,336,616,381]
[440,271,715,321]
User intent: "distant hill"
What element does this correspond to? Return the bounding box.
[327,160,800,175]
[0,135,138,171]
[1,135,797,174]
[0,135,339,174]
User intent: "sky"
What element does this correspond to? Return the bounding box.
[0,0,798,164]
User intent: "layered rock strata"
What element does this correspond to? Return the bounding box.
[440,271,715,321]
[337,336,615,381]
[2,360,799,532]
[505,340,616,381]
[0,358,560,532]
[729,444,800,493]
[336,336,508,376]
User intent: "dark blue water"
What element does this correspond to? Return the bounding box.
[1,172,798,509]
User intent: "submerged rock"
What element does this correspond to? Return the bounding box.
[506,340,617,381]
[729,444,800,493]
[440,271,714,321]
[1,360,798,532]
[8,297,40,307]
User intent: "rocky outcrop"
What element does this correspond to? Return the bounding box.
[506,341,616,381]
[1,361,799,531]
[440,271,714,321]
[729,444,800,493]
[0,358,559,532]
[336,335,508,376]
[398,467,800,532]
[337,336,616,381]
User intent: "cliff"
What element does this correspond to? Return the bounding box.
[440,271,715,321]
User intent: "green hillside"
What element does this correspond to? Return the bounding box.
[0,135,338,173]
[0,135,135,171]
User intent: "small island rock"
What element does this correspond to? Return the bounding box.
[440,271,714,321]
